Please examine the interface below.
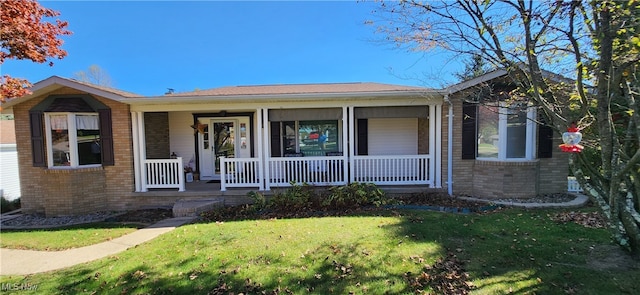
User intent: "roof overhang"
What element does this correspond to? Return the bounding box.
[1,76,130,110]
[123,89,444,105]
[444,69,508,94]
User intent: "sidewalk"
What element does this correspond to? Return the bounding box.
[0,217,195,276]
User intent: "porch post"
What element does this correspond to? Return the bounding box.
[220,156,227,191]
[138,112,148,192]
[348,106,355,183]
[434,104,442,188]
[131,112,142,192]
[429,105,436,188]
[262,108,271,190]
[342,106,349,184]
[177,157,186,192]
[256,108,265,191]
[132,111,148,192]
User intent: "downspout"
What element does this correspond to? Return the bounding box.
[444,93,453,196]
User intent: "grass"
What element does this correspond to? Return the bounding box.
[0,223,142,251]
[1,208,639,294]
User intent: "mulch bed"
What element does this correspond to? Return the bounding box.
[106,208,173,225]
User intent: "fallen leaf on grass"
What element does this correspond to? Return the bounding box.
[405,251,475,294]
[550,211,607,228]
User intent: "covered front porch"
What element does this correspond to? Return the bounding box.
[129,96,443,193]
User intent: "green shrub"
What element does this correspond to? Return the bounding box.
[270,182,314,211]
[247,191,267,211]
[324,182,389,209]
[1,196,20,213]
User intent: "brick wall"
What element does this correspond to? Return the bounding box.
[538,135,569,194]
[144,112,170,159]
[449,94,476,195]
[13,87,136,216]
[42,168,106,216]
[418,117,429,154]
[472,160,537,198]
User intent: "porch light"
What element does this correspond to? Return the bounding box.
[559,124,583,153]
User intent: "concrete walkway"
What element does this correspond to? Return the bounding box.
[0,217,195,276]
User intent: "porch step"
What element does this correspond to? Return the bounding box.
[172,199,222,217]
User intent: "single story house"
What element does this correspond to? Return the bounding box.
[1,70,568,216]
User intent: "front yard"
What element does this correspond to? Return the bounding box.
[1,205,639,294]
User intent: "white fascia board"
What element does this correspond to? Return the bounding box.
[1,76,130,109]
[444,69,508,94]
[123,90,442,106]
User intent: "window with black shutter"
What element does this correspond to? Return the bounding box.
[461,102,477,159]
[29,95,114,167]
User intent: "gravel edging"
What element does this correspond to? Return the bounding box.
[459,193,589,209]
[0,211,125,230]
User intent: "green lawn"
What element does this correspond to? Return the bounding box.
[1,209,639,294]
[0,223,142,251]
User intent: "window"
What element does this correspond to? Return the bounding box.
[271,120,340,157]
[476,103,536,160]
[45,113,101,167]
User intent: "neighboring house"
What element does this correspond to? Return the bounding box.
[0,71,568,216]
[0,119,21,201]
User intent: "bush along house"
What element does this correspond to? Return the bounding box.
[0,70,568,216]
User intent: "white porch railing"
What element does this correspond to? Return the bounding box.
[352,155,432,185]
[217,155,433,189]
[567,176,584,193]
[144,157,185,191]
[268,156,347,187]
[220,157,263,191]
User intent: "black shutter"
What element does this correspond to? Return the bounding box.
[98,109,115,165]
[357,119,368,155]
[461,102,477,159]
[538,120,553,158]
[29,111,46,167]
[270,121,281,157]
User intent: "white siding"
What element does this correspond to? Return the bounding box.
[0,144,21,200]
[368,118,417,155]
[168,112,197,167]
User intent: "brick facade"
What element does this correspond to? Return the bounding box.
[13,87,136,216]
[418,117,429,154]
[144,112,170,159]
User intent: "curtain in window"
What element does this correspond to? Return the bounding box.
[76,115,99,130]
[50,115,68,130]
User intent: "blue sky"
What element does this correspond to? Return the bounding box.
[2,1,463,96]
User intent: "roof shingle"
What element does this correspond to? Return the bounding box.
[167,82,429,97]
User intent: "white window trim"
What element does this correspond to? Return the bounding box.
[279,120,342,155]
[476,104,537,162]
[45,112,102,169]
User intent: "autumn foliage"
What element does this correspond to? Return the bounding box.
[0,0,71,102]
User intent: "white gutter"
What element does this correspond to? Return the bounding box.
[444,93,453,196]
[122,90,441,105]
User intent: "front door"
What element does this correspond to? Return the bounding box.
[199,119,237,179]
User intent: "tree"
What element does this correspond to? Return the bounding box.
[73,65,113,87]
[371,0,640,258]
[0,0,71,102]
[454,53,492,81]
